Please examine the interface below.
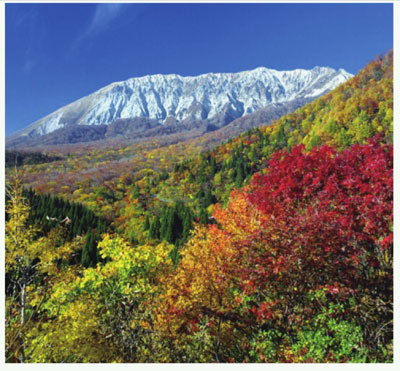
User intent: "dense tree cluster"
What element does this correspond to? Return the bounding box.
[5,150,62,168]
[6,187,109,267]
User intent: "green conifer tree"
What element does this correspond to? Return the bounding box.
[235,165,244,188]
[199,208,208,224]
[182,211,193,241]
[210,157,216,176]
[204,189,213,207]
[143,215,150,230]
[160,206,169,240]
[87,232,96,267]
[81,232,91,268]
[149,216,161,240]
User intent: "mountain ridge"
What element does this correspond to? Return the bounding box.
[7,65,352,147]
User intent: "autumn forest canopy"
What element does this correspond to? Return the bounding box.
[5,50,393,362]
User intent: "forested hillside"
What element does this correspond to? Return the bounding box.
[5,50,393,362]
[154,50,393,207]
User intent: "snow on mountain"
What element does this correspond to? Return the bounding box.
[11,66,353,140]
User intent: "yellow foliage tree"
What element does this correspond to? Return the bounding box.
[5,175,78,362]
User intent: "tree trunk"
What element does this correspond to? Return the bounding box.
[19,274,26,363]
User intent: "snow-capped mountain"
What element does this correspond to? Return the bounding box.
[7,66,352,146]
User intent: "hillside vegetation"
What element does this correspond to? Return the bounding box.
[5,50,393,363]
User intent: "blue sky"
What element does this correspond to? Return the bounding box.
[5,2,393,136]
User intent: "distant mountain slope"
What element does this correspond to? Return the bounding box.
[6,65,352,148]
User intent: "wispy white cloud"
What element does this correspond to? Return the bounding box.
[79,3,124,41]
[69,3,148,54]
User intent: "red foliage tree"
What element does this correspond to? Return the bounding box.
[241,135,393,350]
